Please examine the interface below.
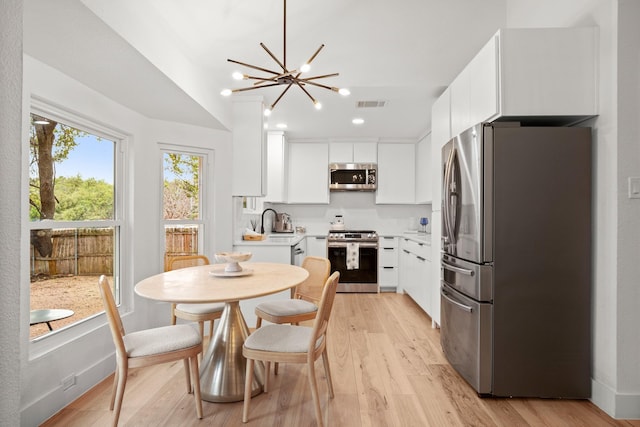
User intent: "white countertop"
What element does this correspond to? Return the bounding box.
[234,233,305,247]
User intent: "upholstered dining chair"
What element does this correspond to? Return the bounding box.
[254,256,331,329]
[242,271,340,427]
[98,275,203,426]
[167,255,224,340]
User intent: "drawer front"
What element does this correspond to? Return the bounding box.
[379,246,398,266]
[378,266,398,287]
[379,236,398,248]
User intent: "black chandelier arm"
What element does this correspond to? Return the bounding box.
[227,58,282,76]
[260,43,288,73]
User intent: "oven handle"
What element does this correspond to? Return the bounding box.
[441,287,473,313]
[442,260,474,276]
[327,242,379,249]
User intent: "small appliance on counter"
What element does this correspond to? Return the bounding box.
[261,208,293,234]
[329,214,345,230]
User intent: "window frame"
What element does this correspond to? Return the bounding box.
[27,98,129,356]
[159,143,212,265]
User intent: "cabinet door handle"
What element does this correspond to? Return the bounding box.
[383,247,394,251]
[383,266,395,270]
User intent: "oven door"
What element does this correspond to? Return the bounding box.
[440,282,492,394]
[327,242,378,292]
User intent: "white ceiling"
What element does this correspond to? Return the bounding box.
[24,0,507,140]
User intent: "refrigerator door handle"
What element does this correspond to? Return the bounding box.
[442,260,475,276]
[441,287,473,313]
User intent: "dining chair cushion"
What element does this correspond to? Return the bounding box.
[244,324,324,353]
[175,302,225,315]
[255,299,318,317]
[123,324,201,358]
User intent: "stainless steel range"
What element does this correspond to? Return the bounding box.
[327,230,378,293]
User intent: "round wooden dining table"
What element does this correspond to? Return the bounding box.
[134,261,309,403]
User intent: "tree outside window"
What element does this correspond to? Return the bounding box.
[162,151,206,269]
[29,112,120,340]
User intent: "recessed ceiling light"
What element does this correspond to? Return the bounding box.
[352,118,364,125]
[276,123,288,129]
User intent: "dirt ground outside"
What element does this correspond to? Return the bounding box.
[30,275,108,339]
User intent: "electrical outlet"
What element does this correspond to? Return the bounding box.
[61,374,76,390]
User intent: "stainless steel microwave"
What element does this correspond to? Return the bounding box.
[329,163,377,191]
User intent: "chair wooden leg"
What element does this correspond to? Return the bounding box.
[109,368,118,410]
[274,361,279,375]
[189,356,203,419]
[209,319,215,338]
[264,361,271,393]
[307,359,324,427]
[112,361,128,427]
[255,316,262,329]
[242,358,255,423]
[183,358,192,393]
[322,349,335,398]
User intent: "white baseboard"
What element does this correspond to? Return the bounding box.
[591,378,640,419]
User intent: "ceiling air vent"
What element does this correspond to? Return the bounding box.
[356,100,387,108]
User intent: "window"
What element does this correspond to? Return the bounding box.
[161,148,207,268]
[28,109,122,340]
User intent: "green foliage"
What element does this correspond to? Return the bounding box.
[29,175,114,221]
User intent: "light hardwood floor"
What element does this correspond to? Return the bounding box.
[42,293,638,427]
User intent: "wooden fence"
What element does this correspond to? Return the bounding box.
[30,226,199,278]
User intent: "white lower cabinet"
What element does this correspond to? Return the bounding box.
[378,236,398,291]
[305,235,327,258]
[399,237,434,325]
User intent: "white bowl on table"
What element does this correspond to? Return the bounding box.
[215,252,252,273]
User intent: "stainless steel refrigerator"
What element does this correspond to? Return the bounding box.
[440,122,591,398]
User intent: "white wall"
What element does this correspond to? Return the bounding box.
[507,0,640,418]
[0,0,24,425]
[18,56,233,426]
[241,193,432,238]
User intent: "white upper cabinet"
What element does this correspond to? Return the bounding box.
[263,131,288,203]
[329,141,377,163]
[430,87,450,211]
[287,142,329,204]
[231,97,266,196]
[448,27,598,137]
[376,143,415,204]
[415,133,432,204]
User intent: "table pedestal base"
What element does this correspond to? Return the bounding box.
[199,301,264,402]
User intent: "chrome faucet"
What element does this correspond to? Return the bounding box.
[260,208,277,234]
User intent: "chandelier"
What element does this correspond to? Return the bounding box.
[222,0,349,114]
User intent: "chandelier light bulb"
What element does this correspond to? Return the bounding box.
[232,71,244,80]
[264,108,272,117]
[339,88,351,96]
[300,63,311,73]
[220,88,232,97]
[314,101,322,110]
[352,118,364,125]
